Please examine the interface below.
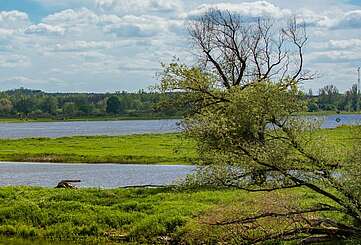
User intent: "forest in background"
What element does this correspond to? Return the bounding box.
[0,84,359,119]
[0,88,182,119]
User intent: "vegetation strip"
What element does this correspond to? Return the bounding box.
[0,186,330,243]
[0,133,196,164]
[0,126,354,165]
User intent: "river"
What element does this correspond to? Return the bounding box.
[0,119,180,139]
[0,115,359,139]
[0,162,195,188]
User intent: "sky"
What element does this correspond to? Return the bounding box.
[0,0,360,93]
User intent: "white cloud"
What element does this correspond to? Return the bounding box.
[43,8,99,27]
[102,15,174,37]
[0,55,30,68]
[328,39,361,49]
[33,0,95,8]
[0,0,359,92]
[0,11,30,29]
[0,29,15,37]
[95,0,182,15]
[41,8,181,38]
[310,50,361,63]
[25,23,65,36]
[2,76,46,84]
[332,10,361,29]
[187,1,291,19]
[50,41,114,52]
[295,9,333,28]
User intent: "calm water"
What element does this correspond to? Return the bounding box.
[315,114,361,128]
[0,119,180,139]
[0,162,195,188]
[0,115,359,139]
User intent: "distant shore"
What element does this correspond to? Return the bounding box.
[0,111,360,123]
[0,115,182,123]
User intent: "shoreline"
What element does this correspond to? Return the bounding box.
[0,115,182,123]
[0,112,359,123]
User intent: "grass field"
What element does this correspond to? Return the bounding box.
[0,134,196,164]
[0,126,355,164]
[0,126,358,243]
[0,186,331,244]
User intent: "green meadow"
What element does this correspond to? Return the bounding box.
[0,186,332,244]
[0,126,358,243]
[0,125,354,165]
[0,133,196,164]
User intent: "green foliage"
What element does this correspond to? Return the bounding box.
[0,186,248,243]
[159,57,361,241]
[0,88,185,119]
[105,96,123,114]
[62,102,77,115]
[41,97,58,115]
[310,83,361,112]
[0,98,13,113]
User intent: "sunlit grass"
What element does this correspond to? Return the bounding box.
[0,134,196,164]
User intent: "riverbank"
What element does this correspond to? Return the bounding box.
[0,115,181,123]
[0,111,360,123]
[0,134,196,164]
[0,126,355,164]
[298,111,361,116]
[0,186,331,244]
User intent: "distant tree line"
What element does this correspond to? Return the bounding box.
[0,85,359,119]
[307,84,361,112]
[0,88,183,119]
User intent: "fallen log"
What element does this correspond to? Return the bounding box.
[56,180,81,189]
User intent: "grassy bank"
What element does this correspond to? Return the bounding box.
[0,186,330,244]
[0,127,358,243]
[0,134,196,164]
[0,111,360,123]
[0,126,355,164]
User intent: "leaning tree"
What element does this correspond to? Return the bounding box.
[159,9,361,243]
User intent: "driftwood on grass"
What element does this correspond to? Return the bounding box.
[55,180,81,189]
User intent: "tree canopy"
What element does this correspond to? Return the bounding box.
[159,9,361,243]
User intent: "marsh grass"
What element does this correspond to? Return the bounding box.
[0,126,355,165]
[0,186,345,244]
[0,134,196,164]
[0,187,251,243]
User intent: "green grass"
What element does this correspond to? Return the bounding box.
[0,126,356,165]
[0,186,252,243]
[0,127,359,243]
[0,186,333,244]
[0,134,197,164]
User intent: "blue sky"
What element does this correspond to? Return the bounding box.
[0,0,47,21]
[0,0,360,93]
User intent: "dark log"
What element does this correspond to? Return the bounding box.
[55,180,81,189]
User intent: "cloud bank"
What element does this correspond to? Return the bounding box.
[0,0,359,92]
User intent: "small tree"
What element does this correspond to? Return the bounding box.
[106,96,123,114]
[63,102,78,115]
[41,97,58,115]
[0,98,13,113]
[159,9,361,243]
